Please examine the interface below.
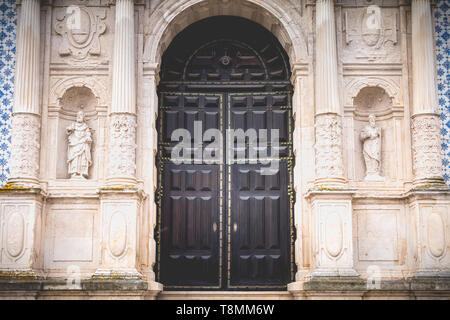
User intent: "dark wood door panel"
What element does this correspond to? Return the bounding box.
[159,93,222,160]
[229,162,291,288]
[228,93,291,159]
[159,163,221,288]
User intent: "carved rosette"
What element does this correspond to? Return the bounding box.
[107,113,137,184]
[411,114,443,182]
[314,113,345,184]
[9,113,41,185]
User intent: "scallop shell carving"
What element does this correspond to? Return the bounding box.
[108,211,127,257]
[325,212,343,258]
[6,210,25,258]
[427,211,446,258]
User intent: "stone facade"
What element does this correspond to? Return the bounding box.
[0,0,449,300]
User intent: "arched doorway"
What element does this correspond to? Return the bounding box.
[156,16,294,290]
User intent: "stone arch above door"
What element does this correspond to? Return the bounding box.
[143,0,310,67]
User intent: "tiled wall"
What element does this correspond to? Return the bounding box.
[435,0,450,184]
[0,0,15,184]
[0,2,448,185]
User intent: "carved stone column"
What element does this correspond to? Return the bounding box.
[313,0,355,276]
[94,0,144,282]
[107,0,137,186]
[289,1,358,290]
[314,0,346,187]
[0,0,43,279]
[409,0,450,279]
[411,0,445,186]
[8,0,41,187]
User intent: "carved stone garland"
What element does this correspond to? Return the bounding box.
[411,114,443,181]
[314,113,345,182]
[9,114,41,184]
[107,114,137,181]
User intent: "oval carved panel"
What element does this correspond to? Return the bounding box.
[427,211,446,258]
[361,10,382,47]
[108,211,127,258]
[325,212,343,258]
[6,210,25,258]
[68,8,92,46]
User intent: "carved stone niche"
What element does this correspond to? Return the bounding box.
[352,86,401,183]
[56,86,98,179]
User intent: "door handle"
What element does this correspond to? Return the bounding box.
[212,222,217,232]
[233,222,238,232]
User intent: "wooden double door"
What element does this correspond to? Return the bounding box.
[156,90,294,290]
[155,17,294,290]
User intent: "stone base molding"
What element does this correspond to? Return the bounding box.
[0,190,45,280]
[314,113,347,188]
[0,280,163,300]
[8,113,41,188]
[106,113,137,186]
[411,113,446,187]
[288,277,450,300]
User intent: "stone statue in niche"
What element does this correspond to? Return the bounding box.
[66,110,92,179]
[360,114,384,181]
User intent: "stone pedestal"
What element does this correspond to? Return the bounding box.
[93,189,143,280]
[0,188,44,279]
[308,191,358,278]
[408,191,450,278]
[288,190,359,296]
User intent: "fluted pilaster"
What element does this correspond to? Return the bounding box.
[14,0,40,115]
[411,0,444,186]
[315,0,340,115]
[8,0,41,187]
[314,0,346,187]
[107,0,137,186]
[111,0,136,114]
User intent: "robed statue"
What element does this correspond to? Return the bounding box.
[66,111,92,179]
[360,114,384,181]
